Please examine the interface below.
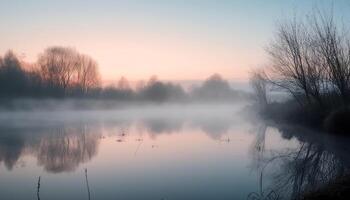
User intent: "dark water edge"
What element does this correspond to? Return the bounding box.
[241,100,350,199]
[254,100,350,136]
[261,120,350,199]
[301,174,350,200]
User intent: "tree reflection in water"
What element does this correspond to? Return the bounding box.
[36,125,99,173]
[0,123,100,173]
[248,124,279,200]
[0,133,24,170]
[0,115,236,173]
[249,125,348,200]
[270,142,345,199]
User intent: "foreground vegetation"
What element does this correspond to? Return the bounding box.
[251,9,350,134]
[301,174,350,200]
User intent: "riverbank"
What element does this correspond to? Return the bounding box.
[302,174,350,200]
[265,122,350,200]
[259,100,350,135]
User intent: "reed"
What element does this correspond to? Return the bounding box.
[85,168,91,200]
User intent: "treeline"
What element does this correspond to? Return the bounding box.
[250,9,350,128]
[0,47,245,102]
[89,74,246,102]
[0,47,100,98]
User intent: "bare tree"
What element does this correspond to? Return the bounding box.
[38,47,100,95]
[250,69,268,107]
[266,18,314,105]
[264,10,345,107]
[311,9,350,103]
[76,54,100,94]
[38,47,79,93]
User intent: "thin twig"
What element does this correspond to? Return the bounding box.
[37,176,41,200]
[85,168,91,200]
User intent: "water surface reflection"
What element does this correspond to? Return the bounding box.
[0,107,348,200]
[248,125,350,200]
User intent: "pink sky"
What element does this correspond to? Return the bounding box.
[1,1,347,83]
[1,28,265,83]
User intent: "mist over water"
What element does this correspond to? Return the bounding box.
[1,1,349,199]
[0,102,348,200]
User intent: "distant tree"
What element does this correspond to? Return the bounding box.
[38,47,79,94]
[117,76,130,90]
[192,74,236,101]
[38,46,100,96]
[0,51,28,97]
[76,54,100,94]
[148,75,158,85]
[250,70,268,107]
[139,76,187,102]
[100,85,134,100]
[135,80,145,91]
[140,79,168,102]
[23,65,45,97]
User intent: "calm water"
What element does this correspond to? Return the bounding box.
[0,104,349,200]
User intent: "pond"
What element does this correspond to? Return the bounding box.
[0,104,349,200]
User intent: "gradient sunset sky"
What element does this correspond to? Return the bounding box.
[1,0,349,82]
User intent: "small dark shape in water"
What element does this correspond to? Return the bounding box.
[220,138,230,142]
[324,107,350,134]
[116,139,123,142]
[85,168,91,200]
[37,176,41,200]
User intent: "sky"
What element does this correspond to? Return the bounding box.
[0,0,349,83]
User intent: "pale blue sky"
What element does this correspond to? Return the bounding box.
[0,0,349,81]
